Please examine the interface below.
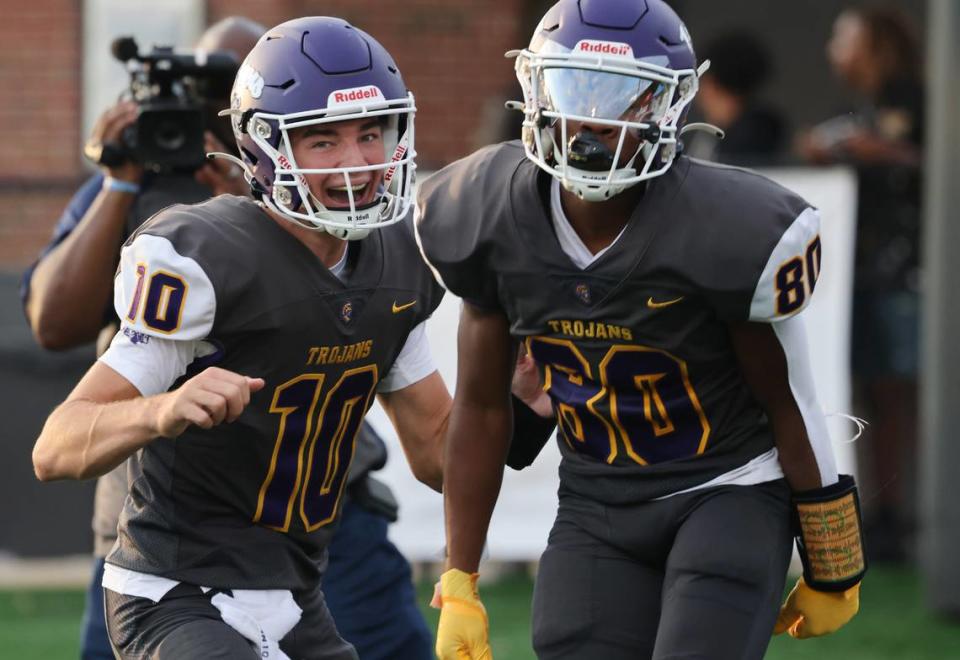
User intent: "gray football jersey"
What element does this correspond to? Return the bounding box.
[107,195,443,589]
[417,142,821,503]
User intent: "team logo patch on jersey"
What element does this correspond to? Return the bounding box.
[574,283,592,305]
[340,301,353,323]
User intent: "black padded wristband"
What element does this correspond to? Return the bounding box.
[505,394,556,470]
[793,474,867,592]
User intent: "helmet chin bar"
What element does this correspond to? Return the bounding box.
[513,49,699,201]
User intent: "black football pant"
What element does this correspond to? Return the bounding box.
[532,480,793,660]
[104,581,357,660]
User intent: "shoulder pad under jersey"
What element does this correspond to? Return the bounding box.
[415,141,527,309]
[676,159,821,322]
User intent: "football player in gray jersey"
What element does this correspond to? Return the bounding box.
[29,17,547,660]
[417,2,867,659]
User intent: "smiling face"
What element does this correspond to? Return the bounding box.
[288,117,387,210]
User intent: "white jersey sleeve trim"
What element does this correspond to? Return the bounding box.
[114,234,216,341]
[376,321,436,393]
[772,315,839,486]
[99,331,212,396]
[749,206,821,322]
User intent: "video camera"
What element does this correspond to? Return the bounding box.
[97,36,239,173]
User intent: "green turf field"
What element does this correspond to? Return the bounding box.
[1,566,957,659]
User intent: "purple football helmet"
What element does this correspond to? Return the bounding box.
[511,0,704,200]
[225,17,416,239]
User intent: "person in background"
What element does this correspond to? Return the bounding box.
[797,5,924,563]
[22,16,435,660]
[686,31,787,166]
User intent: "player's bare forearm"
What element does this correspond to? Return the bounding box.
[444,302,514,573]
[27,189,135,350]
[767,416,823,492]
[379,370,451,492]
[33,362,264,481]
[33,395,163,481]
[445,397,511,572]
[728,321,824,491]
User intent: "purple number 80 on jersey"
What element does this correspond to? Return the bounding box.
[528,337,711,466]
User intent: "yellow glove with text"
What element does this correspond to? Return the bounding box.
[775,577,860,638]
[434,569,492,660]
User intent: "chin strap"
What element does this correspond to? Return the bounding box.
[206,151,259,187]
[680,122,725,139]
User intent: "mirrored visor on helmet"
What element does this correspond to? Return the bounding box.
[540,67,671,125]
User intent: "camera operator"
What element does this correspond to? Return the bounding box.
[22,16,434,660]
[24,20,255,351]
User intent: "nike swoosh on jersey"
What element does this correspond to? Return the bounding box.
[647,296,685,309]
[392,300,417,313]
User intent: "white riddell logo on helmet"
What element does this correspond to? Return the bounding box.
[574,40,634,58]
[327,85,386,107]
[237,64,264,99]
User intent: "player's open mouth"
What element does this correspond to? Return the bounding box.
[326,181,375,207]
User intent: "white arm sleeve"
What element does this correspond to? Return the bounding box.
[99,333,217,396]
[376,321,437,393]
[772,315,838,486]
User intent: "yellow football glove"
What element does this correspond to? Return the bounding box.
[776,474,867,639]
[434,569,492,660]
[775,577,860,638]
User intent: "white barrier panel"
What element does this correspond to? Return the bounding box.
[367,166,858,561]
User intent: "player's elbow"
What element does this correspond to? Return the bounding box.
[32,422,87,482]
[411,458,443,493]
[32,443,68,481]
[32,325,75,352]
[29,309,86,351]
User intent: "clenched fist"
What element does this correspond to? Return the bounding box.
[155,367,264,438]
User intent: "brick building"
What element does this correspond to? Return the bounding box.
[0,0,549,270]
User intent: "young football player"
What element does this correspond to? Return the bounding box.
[417,1,866,658]
[31,16,545,660]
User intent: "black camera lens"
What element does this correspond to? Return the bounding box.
[154,120,187,152]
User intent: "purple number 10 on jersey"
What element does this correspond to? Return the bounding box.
[125,263,188,334]
[255,366,378,532]
[528,337,711,465]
